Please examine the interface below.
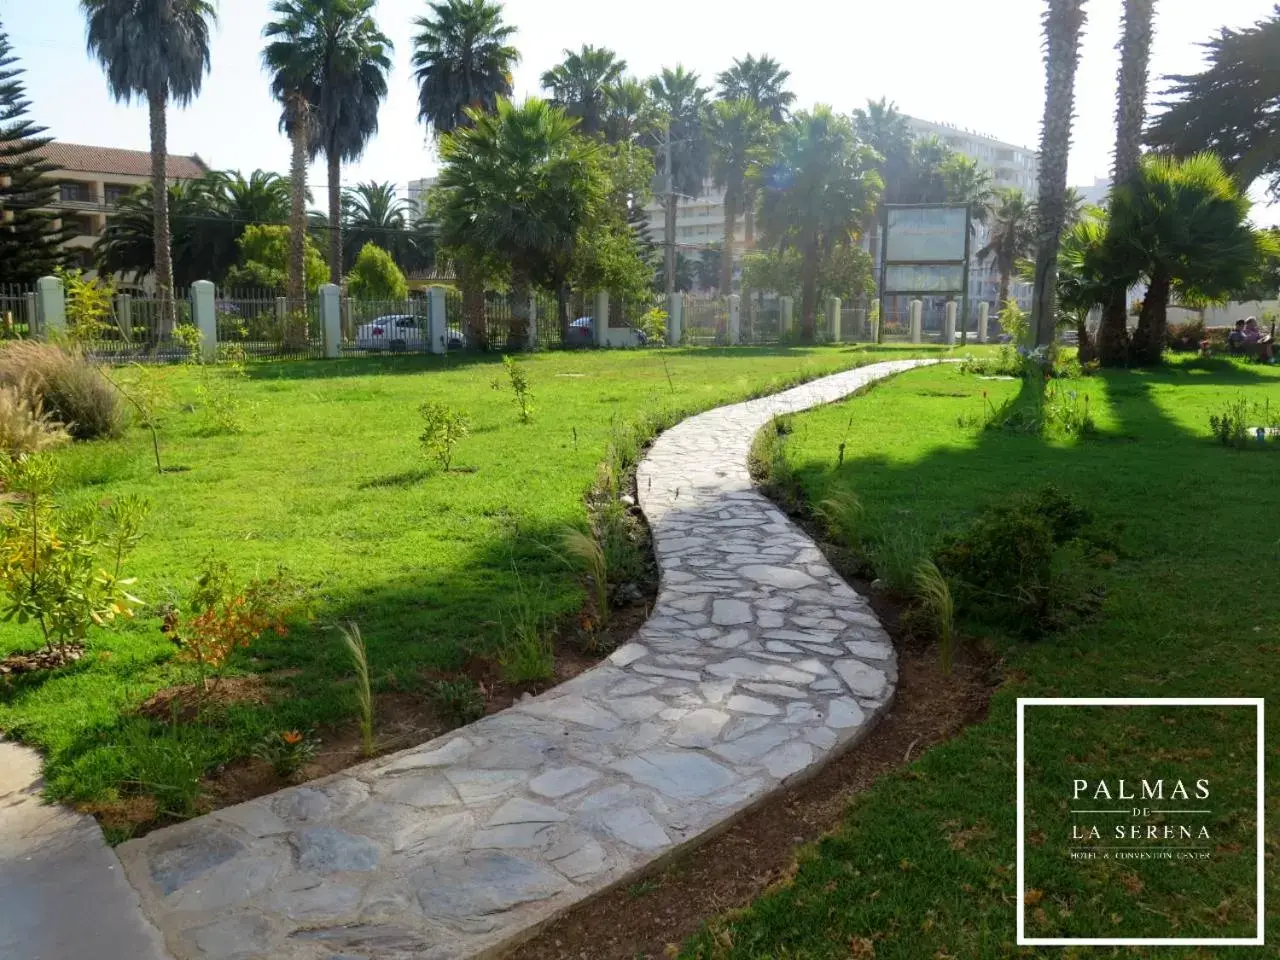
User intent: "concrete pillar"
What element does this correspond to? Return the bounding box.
[943,300,957,346]
[727,294,742,345]
[191,280,218,362]
[527,296,538,350]
[23,292,36,335]
[427,286,447,354]
[593,290,609,347]
[36,275,65,337]
[115,294,132,342]
[909,299,923,344]
[827,297,842,343]
[853,308,866,342]
[869,308,880,343]
[780,296,795,337]
[978,301,990,343]
[319,284,341,358]
[666,292,683,346]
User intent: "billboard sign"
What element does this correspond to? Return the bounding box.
[881,203,970,297]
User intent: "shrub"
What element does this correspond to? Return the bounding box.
[501,355,533,423]
[868,523,932,593]
[419,401,470,470]
[562,528,609,628]
[60,269,116,343]
[1209,396,1251,448]
[496,575,555,684]
[636,307,668,343]
[429,678,485,725]
[0,341,125,440]
[0,381,70,457]
[346,242,409,300]
[1166,319,1207,352]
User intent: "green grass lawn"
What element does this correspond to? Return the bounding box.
[681,356,1280,958]
[0,344,945,831]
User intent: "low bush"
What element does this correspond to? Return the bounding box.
[0,341,125,440]
[1209,396,1254,448]
[1166,319,1207,352]
[429,678,485,725]
[419,401,470,471]
[0,381,70,457]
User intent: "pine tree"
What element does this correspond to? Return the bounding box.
[0,19,68,284]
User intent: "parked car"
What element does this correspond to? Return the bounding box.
[565,316,647,347]
[354,315,425,351]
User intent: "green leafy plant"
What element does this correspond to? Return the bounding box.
[429,678,485,725]
[59,269,116,343]
[913,559,956,675]
[0,455,147,658]
[1209,396,1251,448]
[497,572,555,684]
[816,489,863,545]
[561,527,610,628]
[338,622,374,757]
[502,355,533,423]
[171,323,205,361]
[637,307,668,343]
[251,729,318,781]
[868,523,932,593]
[418,401,471,471]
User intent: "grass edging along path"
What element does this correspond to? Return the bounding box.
[664,357,1280,959]
[0,345,951,839]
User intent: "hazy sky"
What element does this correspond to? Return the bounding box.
[4,0,1277,224]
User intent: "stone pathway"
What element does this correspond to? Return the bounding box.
[109,358,938,960]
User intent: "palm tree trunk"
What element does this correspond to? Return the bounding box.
[147,86,175,340]
[664,194,677,296]
[1098,0,1155,367]
[327,150,343,285]
[459,258,486,349]
[799,241,819,342]
[1132,269,1169,364]
[287,95,309,305]
[721,196,736,294]
[1030,0,1086,348]
[998,270,1011,322]
[508,269,531,350]
[743,189,756,249]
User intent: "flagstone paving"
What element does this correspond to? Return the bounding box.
[114,357,938,960]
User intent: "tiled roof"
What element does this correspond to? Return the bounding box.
[30,142,209,180]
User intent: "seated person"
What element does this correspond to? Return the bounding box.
[1226,319,1247,349]
[1243,317,1276,362]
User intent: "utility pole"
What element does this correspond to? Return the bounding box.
[663,119,676,297]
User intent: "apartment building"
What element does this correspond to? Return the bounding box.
[641,180,747,291]
[31,142,208,272]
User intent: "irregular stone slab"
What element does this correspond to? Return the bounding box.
[113,359,928,960]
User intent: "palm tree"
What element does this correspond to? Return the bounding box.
[976,189,1037,324]
[540,45,625,137]
[648,66,710,296]
[436,99,604,348]
[1055,212,1113,349]
[941,154,994,236]
[1111,153,1272,363]
[705,99,772,293]
[1097,0,1155,366]
[263,12,313,303]
[602,78,657,145]
[715,54,794,123]
[1029,0,1088,348]
[221,169,292,226]
[852,98,915,204]
[261,0,392,285]
[412,0,518,137]
[759,107,883,341]
[343,180,408,265]
[81,0,216,334]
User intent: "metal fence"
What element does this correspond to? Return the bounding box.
[0,284,37,339]
[77,289,194,364]
[741,295,782,345]
[683,296,728,345]
[215,290,324,360]
[341,295,430,356]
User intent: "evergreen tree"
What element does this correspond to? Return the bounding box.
[0,21,68,284]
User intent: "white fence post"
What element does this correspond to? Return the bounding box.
[666,292,683,346]
[36,275,65,337]
[978,301,989,343]
[593,290,609,347]
[943,300,957,345]
[318,284,341,358]
[780,296,794,337]
[427,286,447,354]
[727,294,741,344]
[115,293,132,341]
[909,299,923,343]
[191,280,218,362]
[827,296,842,343]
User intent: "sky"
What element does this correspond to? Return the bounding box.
[3,0,1278,225]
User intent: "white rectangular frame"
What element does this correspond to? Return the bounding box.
[1016,697,1265,947]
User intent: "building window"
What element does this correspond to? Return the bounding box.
[59,182,91,203]
[74,215,96,236]
[103,183,133,205]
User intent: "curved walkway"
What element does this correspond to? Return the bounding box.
[114,357,938,960]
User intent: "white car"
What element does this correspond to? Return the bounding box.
[354,314,427,351]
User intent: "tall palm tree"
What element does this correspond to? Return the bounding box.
[976,189,1037,324]
[435,98,603,348]
[412,0,518,137]
[1112,153,1272,363]
[1097,0,1155,365]
[717,54,792,247]
[715,54,794,123]
[759,107,883,341]
[852,98,915,204]
[221,169,293,226]
[602,78,657,145]
[343,180,408,265]
[1030,0,1088,348]
[540,45,625,138]
[705,99,772,293]
[941,154,994,236]
[81,0,215,334]
[263,12,313,303]
[648,66,710,296]
[261,0,391,285]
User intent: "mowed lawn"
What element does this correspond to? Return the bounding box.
[0,344,946,822]
[682,358,1280,958]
